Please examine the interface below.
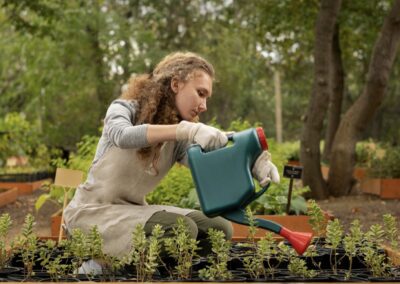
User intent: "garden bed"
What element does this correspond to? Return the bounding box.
[0,171,54,196]
[0,239,399,282]
[0,179,51,196]
[0,171,54,183]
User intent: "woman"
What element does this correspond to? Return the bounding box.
[64,52,279,271]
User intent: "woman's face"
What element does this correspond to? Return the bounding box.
[172,70,212,121]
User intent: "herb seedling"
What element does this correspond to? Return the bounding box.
[325,218,343,275]
[0,213,13,270]
[164,217,199,280]
[288,258,317,279]
[130,223,164,282]
[198,229,232,281]
[15,214,38,280]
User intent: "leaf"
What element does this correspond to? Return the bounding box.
[35,193,50,211]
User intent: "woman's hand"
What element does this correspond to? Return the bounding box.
[176,121,228,151]
[252,150,280,186]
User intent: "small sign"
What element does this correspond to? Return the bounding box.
[283,165,303,179]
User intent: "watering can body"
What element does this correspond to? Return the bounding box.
[187,127,313,255]
[187,128,267,217]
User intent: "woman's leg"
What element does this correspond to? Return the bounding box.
[144,210,198,239]
[186,210,233,255]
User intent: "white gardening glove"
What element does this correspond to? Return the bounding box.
[252,150,280,187]
[176,121,228,151]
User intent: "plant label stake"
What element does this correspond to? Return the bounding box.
[54,168,83,242]
[188,128,312,255]
[283,165,303,215]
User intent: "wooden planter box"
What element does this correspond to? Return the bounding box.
[0,187,18,207]
[51,209,66,237]
[321,165,366,181]
[232,213,333,242]
[360,178,400,199]
[287,160,301,166]
[0,179,49,196]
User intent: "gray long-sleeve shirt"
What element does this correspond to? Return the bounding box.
[92,99,188,167]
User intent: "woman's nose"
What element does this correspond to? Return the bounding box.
[198,99,207,112]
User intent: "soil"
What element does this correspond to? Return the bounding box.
[1,186,399,240]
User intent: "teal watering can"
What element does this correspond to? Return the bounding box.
[187,127,312,255]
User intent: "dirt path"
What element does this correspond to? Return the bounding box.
[0,188,59,239]
[1,187,399,240]
[318,194,400,231]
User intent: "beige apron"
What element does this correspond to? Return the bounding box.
[63,142,193,257]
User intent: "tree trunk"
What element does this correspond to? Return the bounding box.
[322,23,345,163]
[300,0,342,199]
[328,0,400,196]
[274,70,283,143]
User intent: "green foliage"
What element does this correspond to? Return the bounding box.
[288,258,317,279]
[15,214,38,279]
[35,134,97,211]
[348,219,364,247]
[342,220,364,280]
[146,164,196,208]
[307,199,327,236]
[251,180,309,215]
[198,229,232,281]
[68,228,90,276]
[245,207,257,244]
[325,219,344,275]
[0,213,12,269]
[383,214,398,251]
[129,223,164,282]
[286,147,300,161]
[87,226,104,261]
[355,141,378,167]
[242,231,287,280]
[258,233,282,279]
[368,146,400,178]
[164,218,199,280]
[52,134,99,175]
[362,223,390,278]
[0,112,56,170]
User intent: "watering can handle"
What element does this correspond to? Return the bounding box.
[248,183,270,204]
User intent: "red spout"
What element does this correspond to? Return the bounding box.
[280,227,313,255]
[256,127,268,150]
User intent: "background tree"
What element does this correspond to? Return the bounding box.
[300,0,342,199]
[328,0,400,196]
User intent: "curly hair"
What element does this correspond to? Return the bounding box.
[120,52,215,168]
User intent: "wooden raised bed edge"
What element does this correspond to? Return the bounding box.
[231,212,334,242]
[0,187,18,207]
[0,179,50,196]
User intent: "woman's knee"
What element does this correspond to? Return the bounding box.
[213,217,233,240]
[187,211,233,240]
[180,216,199,239]
[145,211,198,239]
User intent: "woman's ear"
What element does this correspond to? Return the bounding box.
[171,77,180,94]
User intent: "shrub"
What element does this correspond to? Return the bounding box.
[146,164,196,207]
[0,112,58,171]
[368,146,400,178]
